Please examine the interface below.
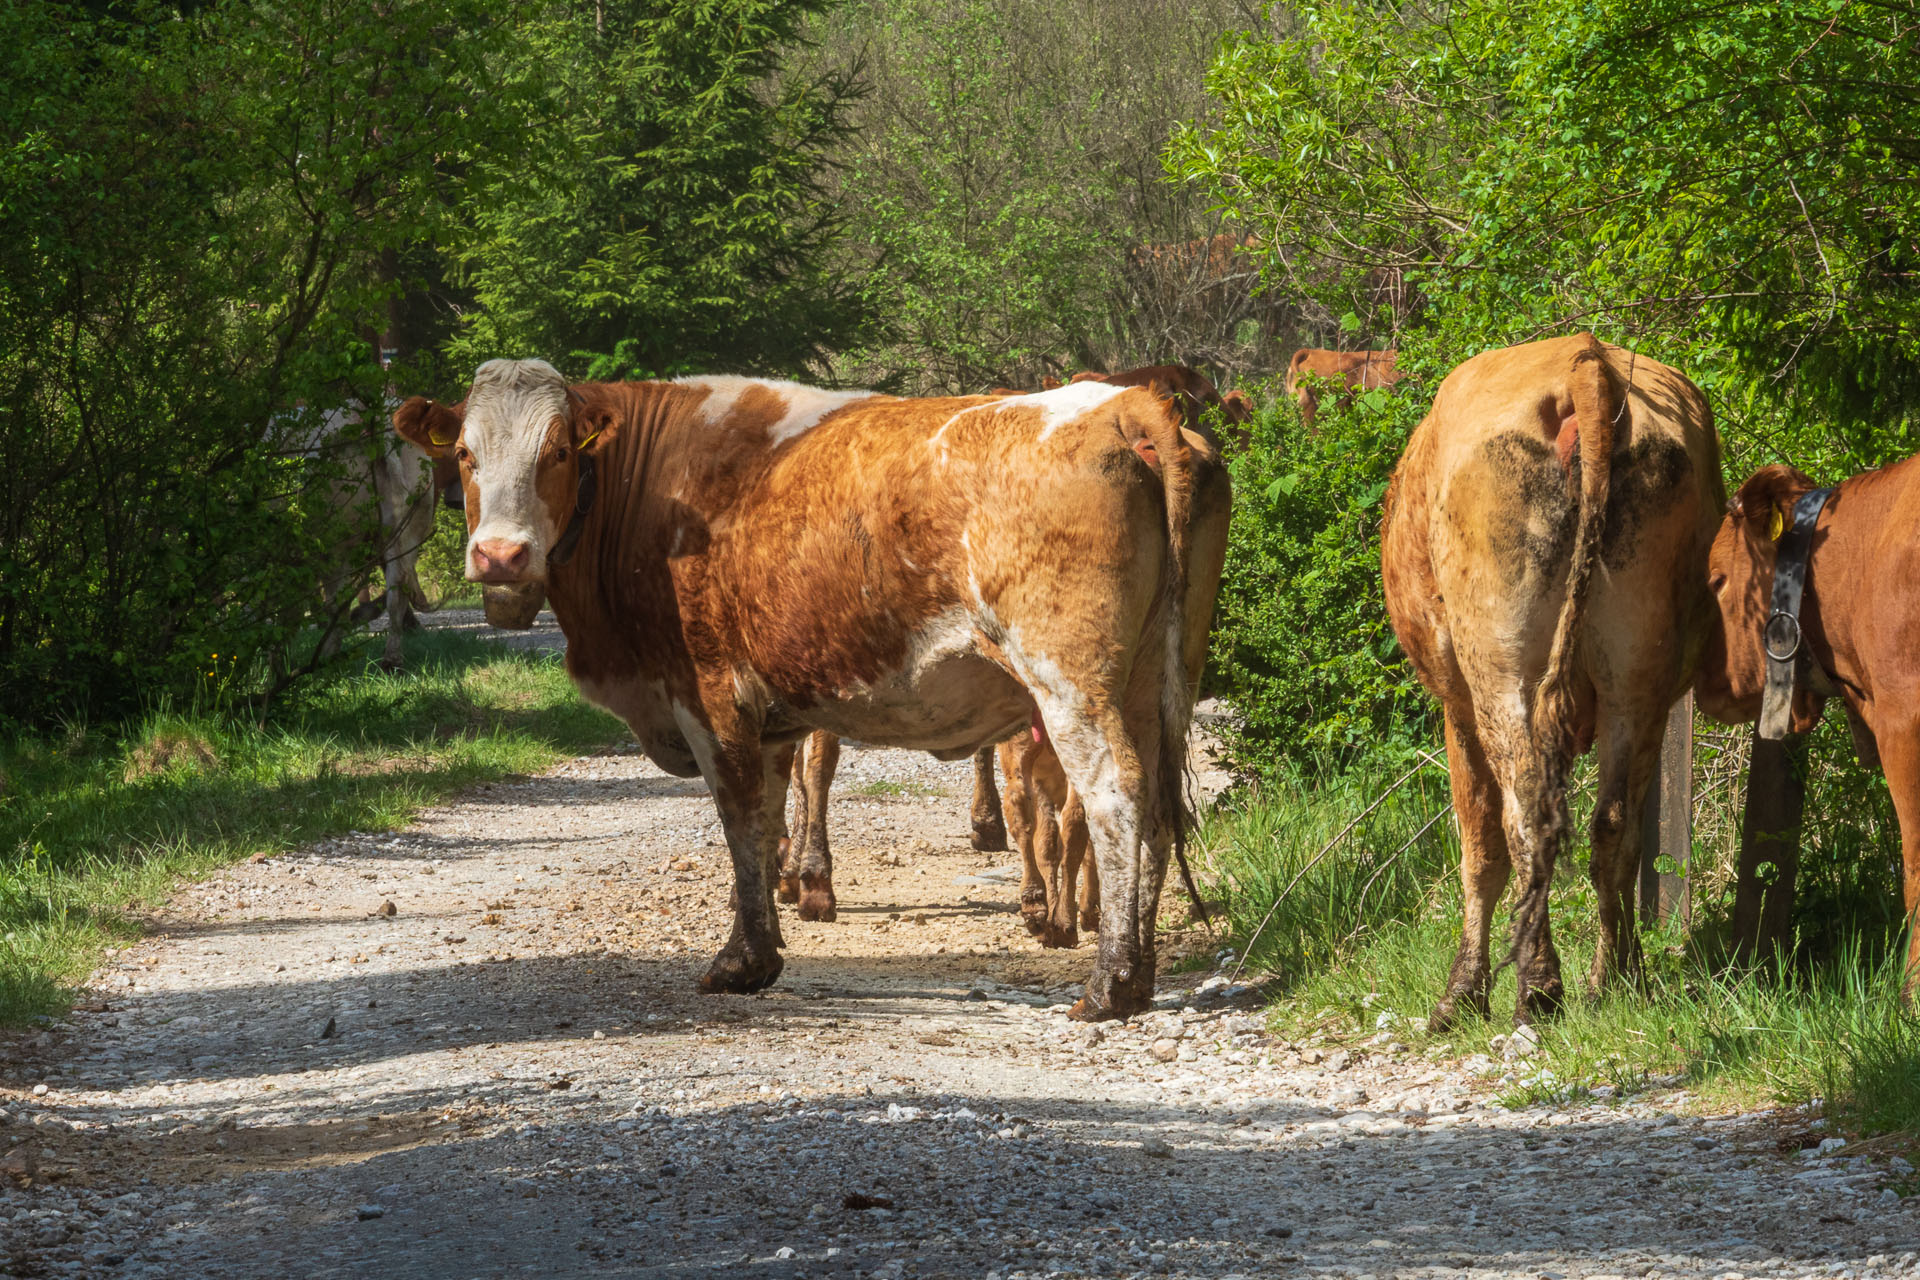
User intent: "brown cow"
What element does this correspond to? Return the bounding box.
[776,732,1006,922]
[1694,460,1920,992]
[999,723,1100,947]
[1286,348,1402,430]
[394,361,1230,1018]
[1068,365,1246,436]
[1382,335,1724,1027]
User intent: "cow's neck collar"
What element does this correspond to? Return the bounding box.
[547,450,598,569]
[1757,485,1835,740]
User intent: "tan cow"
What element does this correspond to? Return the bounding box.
[394,361,1231,1019]
[1694,460,1920,992]
[1382,335,1723,1027]
[1285,348,1402,431]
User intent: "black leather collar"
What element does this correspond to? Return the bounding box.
[1757,485,1834,740]
[547,451,597,568]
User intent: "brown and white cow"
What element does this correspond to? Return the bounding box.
[1694,459,1920,993]
[393,361,1231,1018]
[1382,335,1724,1027]
[1285,348,1402,431]
[774,364,1240,936]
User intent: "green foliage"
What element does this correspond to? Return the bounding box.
[1197,755,1458,983]
[1171,0,1920,441]
[452,0,869,381]
[812,0,1266,391]
[0,628,623,1024]
[0,0,513,726]
[1208,386,1433,770]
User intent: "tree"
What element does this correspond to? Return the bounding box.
[451,0,869,381]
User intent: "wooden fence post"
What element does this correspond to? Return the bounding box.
[1639,692,1694,925]
[1732,725,1807,961]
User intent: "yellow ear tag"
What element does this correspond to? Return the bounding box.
[578,430,600,451]
[429,428,457,447]
[1768,507,1786,542]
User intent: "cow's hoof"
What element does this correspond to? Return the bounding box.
[776,874,801,906]
[1035,922,1078,950]
[797,891,837,923]
[1428,988,1488,1034]
[698,946,784,994]
[1078,907,1100,934]
[971,818,1009,854]
[1515,981,1564,1026]
[1071,966,1153,1021]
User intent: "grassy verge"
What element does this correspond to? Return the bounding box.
[0,628,623,1025]
[1200,756,1920,1141]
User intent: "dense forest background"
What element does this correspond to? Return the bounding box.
[2,0,1915,765]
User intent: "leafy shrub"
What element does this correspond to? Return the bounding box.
[1207,383,1435,774]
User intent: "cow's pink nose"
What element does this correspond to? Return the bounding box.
[472,538,531,582]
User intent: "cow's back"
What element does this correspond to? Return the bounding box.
[1386,336,1722,726]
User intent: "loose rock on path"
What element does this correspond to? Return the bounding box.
[3,622,1917,1278]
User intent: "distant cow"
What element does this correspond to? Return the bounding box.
[1694,459,1920,992]
[394,361,1231,1018]
[1285,349,1402,430]
[294,403,444,667]
[1069,365,1249,436]
[1382,335,1724,1027]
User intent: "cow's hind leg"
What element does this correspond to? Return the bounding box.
[1502,751,1569,1026]
[1585,707,1665,994]
[971,746,1009,852]
[1432,711,1512,1032]
[793,730,839,922]
[998,738,1049,936]
[777,734,807,905]
[1871,714,1920,1000]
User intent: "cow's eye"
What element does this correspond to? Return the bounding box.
[1709,573,1728,595]
[555,444,571,463]
[455,445,474,468]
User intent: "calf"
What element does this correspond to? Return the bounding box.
[394,362,1231,1018]
[1694,459,1920,992]
[1382,335,1723,1027]
[999,723,1100,947]
[1285,348,1401,431]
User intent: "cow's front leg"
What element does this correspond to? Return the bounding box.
[794,731,840,922]
[694,732,787,996]
[970,745,1008,852]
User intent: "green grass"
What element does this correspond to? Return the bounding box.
[1202,757,1920,1142]
[0,628,623,1025]
[845,777,942,799]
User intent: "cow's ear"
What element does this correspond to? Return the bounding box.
[573,404,617,455]
[394,396,463,456]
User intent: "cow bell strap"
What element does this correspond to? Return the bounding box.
[1757,486,1834,741]
[547,451,598,568]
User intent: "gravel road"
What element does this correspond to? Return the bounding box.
[3,618,1917,1278]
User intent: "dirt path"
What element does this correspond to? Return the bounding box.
[3,624,1917,1278]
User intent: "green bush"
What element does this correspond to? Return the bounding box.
[1207,383,1435,774]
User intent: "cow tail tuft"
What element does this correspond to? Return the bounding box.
[1533,334,1619,771]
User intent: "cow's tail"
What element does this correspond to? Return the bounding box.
[1137,396,1208,927]
[1532,334,1619,768]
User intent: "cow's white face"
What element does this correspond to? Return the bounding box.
[455,359,576,583]
[393,358,580,587]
